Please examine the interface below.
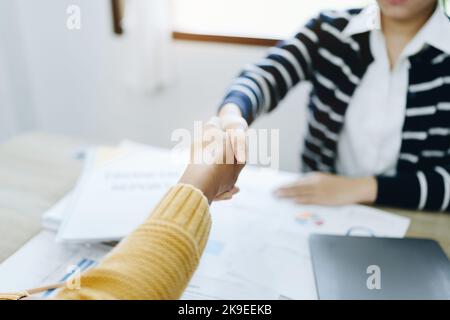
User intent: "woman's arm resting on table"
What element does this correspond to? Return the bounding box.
[275,166,450,212]
[275,173,377,206]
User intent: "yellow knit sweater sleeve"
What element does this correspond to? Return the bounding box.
[56,184,211,300]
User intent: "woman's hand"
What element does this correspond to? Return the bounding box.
[216,103,248,163]
[274,172,377,206]
[179,120,245,204]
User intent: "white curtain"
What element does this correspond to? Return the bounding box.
[121,0,174,93]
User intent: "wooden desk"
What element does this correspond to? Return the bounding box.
[1,132,449,263]
[0,132,83,262]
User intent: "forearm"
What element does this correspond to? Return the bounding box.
[219,21,317,124]
[56,184,211,300]
[354,176,378,204]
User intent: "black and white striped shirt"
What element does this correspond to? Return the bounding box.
[220,8,450,212]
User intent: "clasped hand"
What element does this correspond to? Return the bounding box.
[201,105,378,206]
[179,117,245,204]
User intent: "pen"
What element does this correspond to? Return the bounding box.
[0,283,64,300]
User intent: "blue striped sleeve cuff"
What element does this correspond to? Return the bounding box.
[220,92,255,124]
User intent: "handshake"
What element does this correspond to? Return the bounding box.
[179,104,249,204]
[179,103,378,207]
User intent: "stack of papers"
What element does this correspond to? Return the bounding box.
[45,142,187,242]
[0,140,411,299]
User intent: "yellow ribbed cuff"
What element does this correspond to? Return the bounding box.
[150,183,211,251]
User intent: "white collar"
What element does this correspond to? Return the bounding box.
[343,4,450,55]
[343,4,382,36]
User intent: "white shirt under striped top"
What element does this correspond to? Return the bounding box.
[336,4,450,177]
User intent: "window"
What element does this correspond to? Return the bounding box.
[171,0,371,40]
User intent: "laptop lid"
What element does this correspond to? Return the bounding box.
[309,234,450,300]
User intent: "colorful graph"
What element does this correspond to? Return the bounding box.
[295,211,324,226]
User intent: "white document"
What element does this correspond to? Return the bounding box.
[181,274,279,300]
[57,146,186,242]
[0,231,110,296]
[196,166,411,299]
[42,192,73,231]
[42,145,134,232]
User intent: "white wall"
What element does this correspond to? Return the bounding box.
[13,0,116,136]
[84,40,311,172]
[0,0,310,172]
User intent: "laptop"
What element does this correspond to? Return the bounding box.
[309,234,450,300]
